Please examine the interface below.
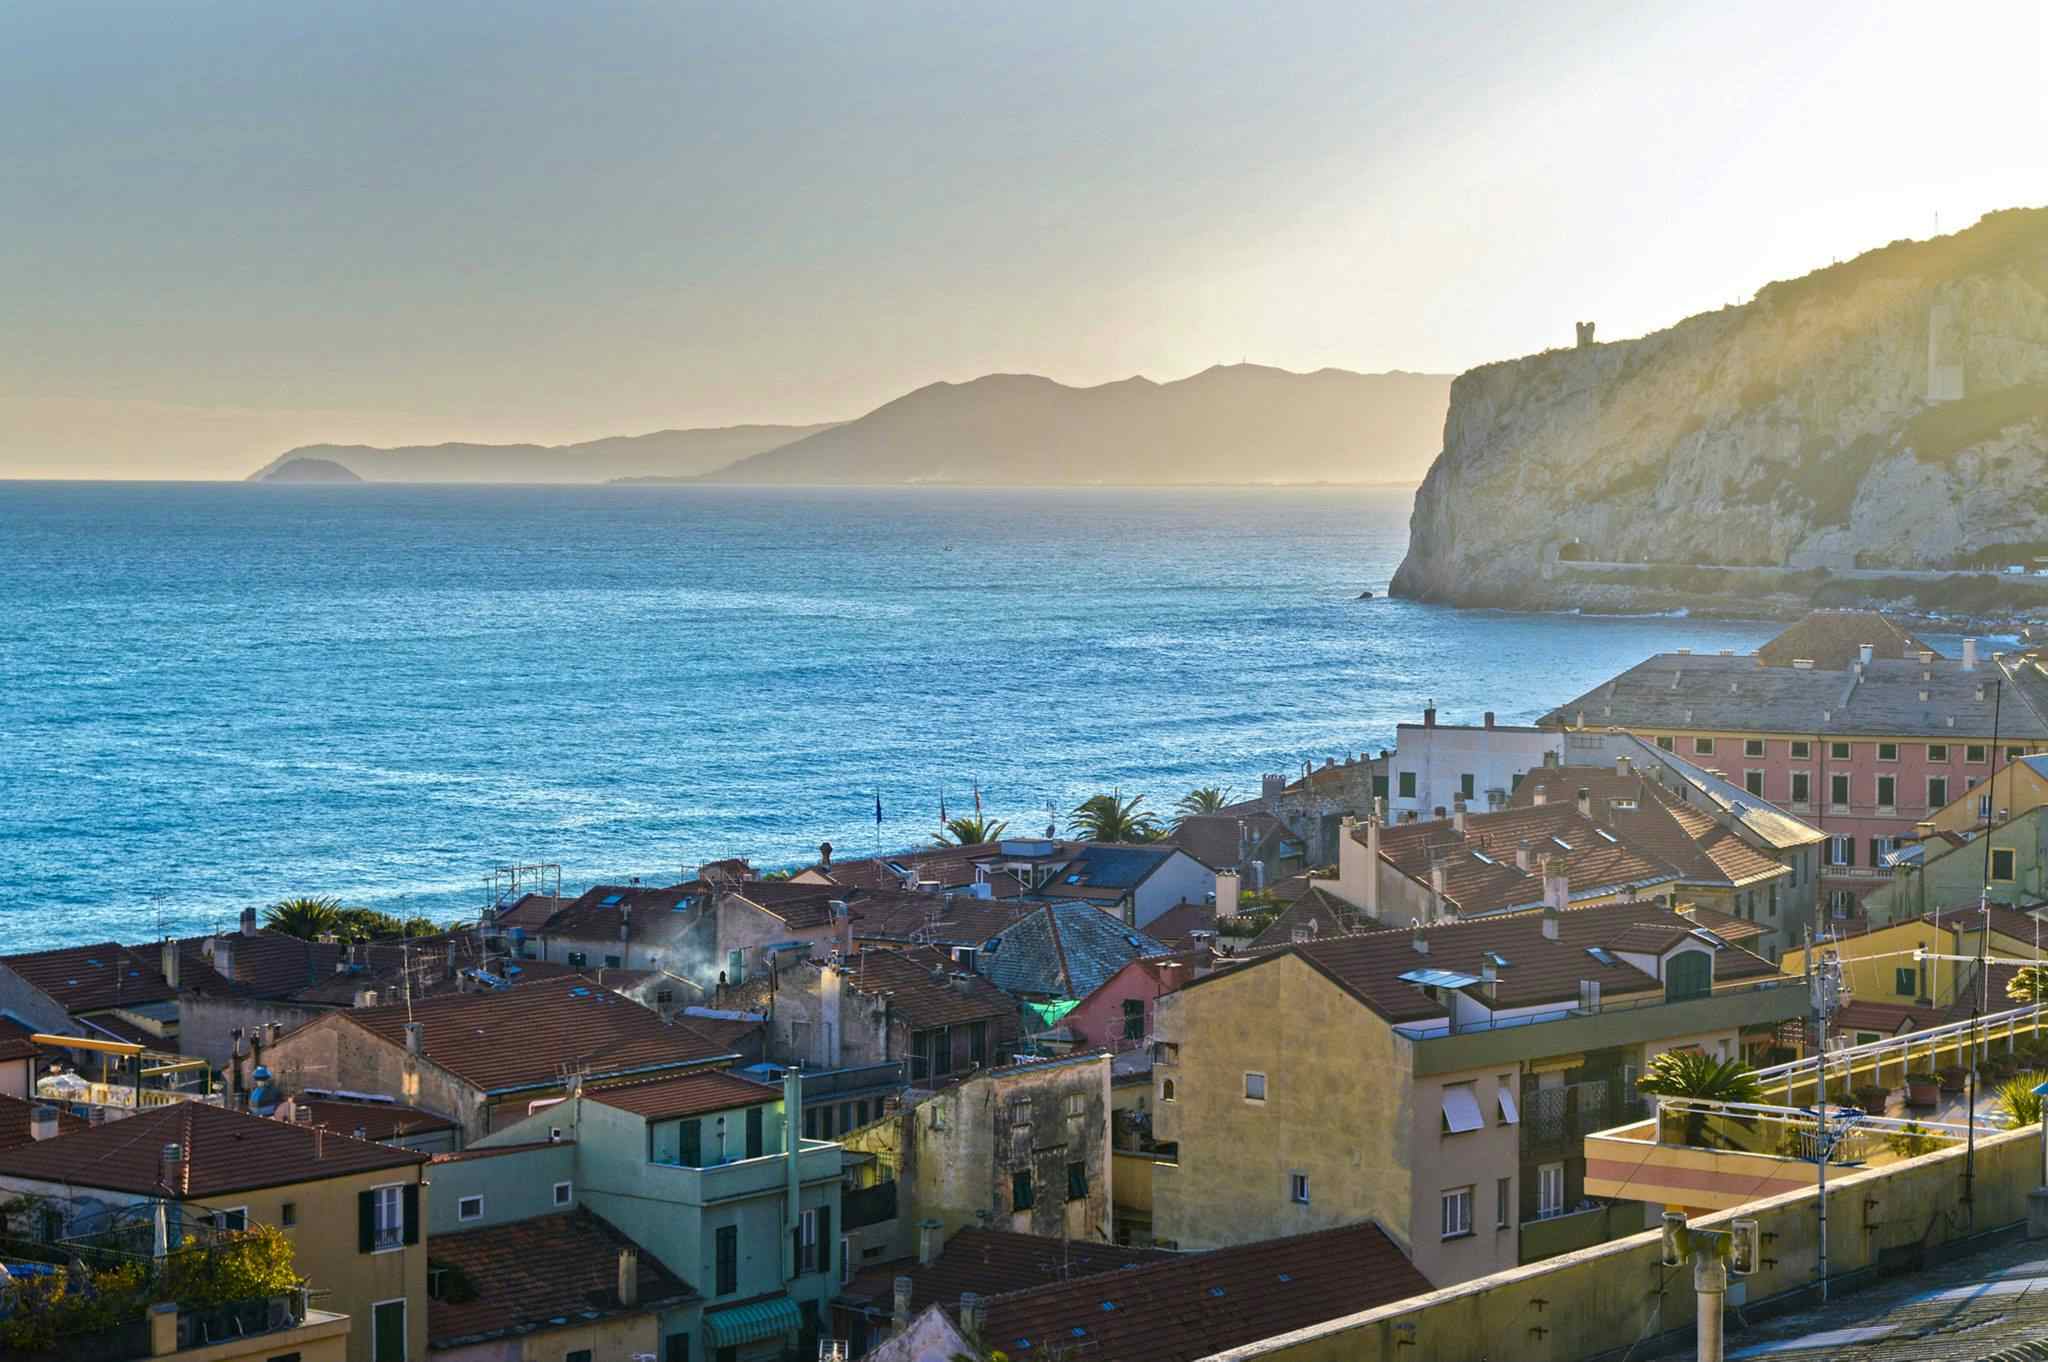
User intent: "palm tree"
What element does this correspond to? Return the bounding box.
[264,896,342,940]
[1068,791,1163,843]
[1637,1051,1763,1148]
[2008,965,2048,1006]
[939,814,1009,846]
[1173,787,1233,825]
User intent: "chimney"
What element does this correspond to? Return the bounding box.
[960,1292,985,1336]
[214,935,234,984]
[1363,817,1381,917]
[617,1246,639,1308]
[1964,637,1979,671]
[1515,840,1533,872]
[1859,642,1874,665]
[1484,711,1496,729]
[1542,857,1569,915]
[29,1105,58,1142]
[314,1126,324,1160]
[819,840,833,867]
[354,987,379,1009]
[620,903,631,942]
[239,905,259,937]
[831,900,853,959]
[892,1275,914,1334]
[1411,919,1430,955]
[1214,871,1239,918]
[1451,802,1468,834]
[404,1021,423,1055]
[1423,703,1437,728]
[1542,904,1561,941]
[917,1218,943,1266]
[1616,754,1631,778]
[950,972,973,995]
[1576,787,1592,820]
[160,939,180,991]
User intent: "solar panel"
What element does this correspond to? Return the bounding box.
[1399,968,1483,989]
[600,894,622,906]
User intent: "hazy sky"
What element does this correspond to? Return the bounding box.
[5,1,2044,478]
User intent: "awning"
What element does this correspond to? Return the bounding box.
[705,1296,803,1348]
[1441,1084,1484,1134]
[1022,1000,1079,1030]
[1496,1084,1519,1125]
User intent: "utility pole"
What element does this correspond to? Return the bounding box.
[1810,947,1845,1301]
[1969,678,2003,1215]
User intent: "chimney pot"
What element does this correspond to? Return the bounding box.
[160,939,180,991]
[1964,637,1979,671]
[1576,787,1592,819]
[617,1246,639,1308]
[28,1105,58,1142]
[1484,711,1496,728]
[1423,704,1437,728]
[893,1274,915,1334]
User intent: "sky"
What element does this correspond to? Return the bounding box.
[4,0,2045,479]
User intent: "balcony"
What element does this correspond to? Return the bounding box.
[648,1140,842,1205]
[1521,1080,1646,1156]
[1400,979,1807,1077]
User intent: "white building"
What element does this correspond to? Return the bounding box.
[1387,708,1558,820]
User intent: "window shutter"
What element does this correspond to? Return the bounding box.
[792,1225,802,1275]
[402,1184,420,1245]
[358,1190,374,1253]
[818,1206,831,1278]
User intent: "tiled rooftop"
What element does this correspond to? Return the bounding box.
[584,1066,776,1120]
[1245,889,1367,950]
[1754,610,1938,671]
[1167,812,1293,872]
[0,1093,86,1151]
[0,1100,425,1197]
[1374,802,1685,916]
[339,976,736,1094]
[427,1208,696,1347]
[843,947,1018,1030]
[980,904,1171,1000]
[0,941,176,1014]
[289,1095,459,1141]
[972,1220,1430,1362]
[840,1227,1174,1317]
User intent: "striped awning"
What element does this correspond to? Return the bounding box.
[705,1296,803,1348]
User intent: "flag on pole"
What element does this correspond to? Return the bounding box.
[875,793,884,827]
[939,787,948,825]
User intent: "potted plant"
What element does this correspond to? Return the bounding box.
[1939,1065,1968,1094]
[1996,1072,2048,1127]
[1907,1068,1941,1107]
[1851,1084,1891,1115]
[1885,1121,1944,1159]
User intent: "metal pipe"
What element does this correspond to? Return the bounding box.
[1694,1249,1727,1362]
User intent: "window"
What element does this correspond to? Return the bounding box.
[1876,775,1896,809]
[1896,966,1918,997]
[1930,777,1949,808]
[1993,847,2017,881]
[839,1238,853,1286]
[1065,1093,1085,1118]
[1872,836,1894,865]
[799,1208,820,1273]
[567,1352,593,1362]
[1161,1079,1176,1102]
[1657,736,1676,752]
[666,1332,692,1362]
[566,950,587,968]
[746,1105,764,1159]
[969,1020,989,1067]
[1828,835,1855,867]
[1877,742,1899,762]
[1460,773,1476,800]
[281,1202,297,1228]
[1495,1079,1519,1125]
[1830,773,1850,808]
[714,1225,738,1295]
[1012,1170,1035,1211]
[1122,998,1145,1040]
[1693,737,1714,755]
[1829,889,1857,918]
[1441,1186,1474,1239]
[1440,1083,1484,1134]
[553,1181,572,1206]
[1067,1160,1088,1200]
[1745,770,1764,797]
[1790,771,1811,805]
[212,1207,247,1232]
[725,948,744,984]
[1980,794,1995,820]
[1398,771,1417,799]
[1744,738,1765,758]
[1495,1176,1511,1228]
[366,1185,404,1252]
[457,1195,483,1222]
[1831,741,1851,761]
[1244,1072,1267,1102]
[1791,740,1811,759]
[1929,744,1950,763]
[372,1299,407,1362]
[604,954,622,969]
[1538,1164,1565,1218]
[1968,745,1989,763]
[1290,1173,1310,1205]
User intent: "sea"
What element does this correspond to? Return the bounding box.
[1,481,1800,951]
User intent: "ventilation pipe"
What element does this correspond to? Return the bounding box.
[917,1218,943,1265]
[29,1106,58,1142]
[160,939,180,991]
[617,1247,639,1308]
[1858,643,1874,665]
[784,1067,805,1281]
[1451,802,1467,834]
[239,906,259,938]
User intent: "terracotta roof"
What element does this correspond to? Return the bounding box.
[0,1094,86,1151]
[0,1100,425,1197]
[729,886,853,930]
[1513,770,1791,889]
[544,883,710,943]
[1142,900,1218,949]
[491,893,575,931]
[1755,610,1936,670]
[337,976,736,1095]
[1676,905,1769,943]
[430,1140,567,1162]
[427,1208,695,1346]
[585,1067,776,1120]
[850,891,1037,947]
[672,1013,766,1053]
[1167,813,1293,871]
[0,942,175,1014]
[841,1228,1173,1314]
[971,1221,1430,1362]
[1373,803,1684,916]
[1205,900,1781,1026]
[844,948,1017,1030]
[1245,889,1367,951]
[0,1017,43,1063]
[290,1096,459,1140]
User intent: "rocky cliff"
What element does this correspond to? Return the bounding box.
[1392,208,2048,609]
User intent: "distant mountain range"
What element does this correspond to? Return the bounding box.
[246,424,838,484]
[247,365,1453,486]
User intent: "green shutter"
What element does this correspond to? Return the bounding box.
[817,1205,831,1278]
[746,1106,763,1159]
[358,1190,374,1253]
[681,1119,702,1167]
[401,1183,419,1245]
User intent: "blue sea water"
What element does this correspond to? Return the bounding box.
[1,481,1786,950]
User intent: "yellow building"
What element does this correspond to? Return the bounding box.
[142,1304,353,1362]
[1924,754,2048,835]
[1149,901,1803,1287]
[1780,904,2048,1040]
[0,1102,430,1362]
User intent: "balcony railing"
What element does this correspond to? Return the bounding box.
[1522,1080,1647,1154]
[1394,977,1792,1041]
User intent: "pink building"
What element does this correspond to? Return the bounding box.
[1061,954,1205,1051]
